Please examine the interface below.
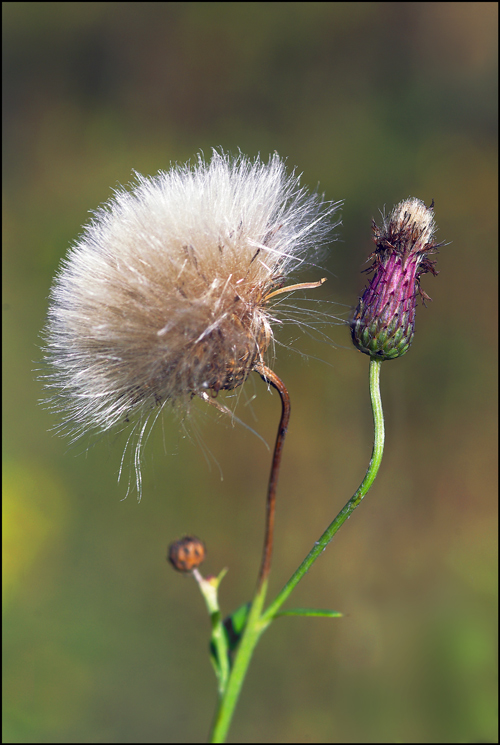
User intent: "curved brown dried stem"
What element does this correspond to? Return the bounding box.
[254,363,291,590]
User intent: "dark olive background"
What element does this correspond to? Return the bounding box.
[3,3,497,743]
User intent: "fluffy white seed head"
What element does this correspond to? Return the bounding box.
[42,150,341,493]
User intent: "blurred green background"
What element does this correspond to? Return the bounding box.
[3,3,497,743]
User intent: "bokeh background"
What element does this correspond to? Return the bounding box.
[3,3,497,743]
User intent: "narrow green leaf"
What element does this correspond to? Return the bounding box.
[273,608,343,619]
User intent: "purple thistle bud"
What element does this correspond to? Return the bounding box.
[351,198,442,361]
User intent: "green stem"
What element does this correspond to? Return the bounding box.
[209,580,269,743]
[208,357,385,742]
[263,357,384,622]
[194,568,230,695]
[211,609,230,695]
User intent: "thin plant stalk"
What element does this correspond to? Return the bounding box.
[210,364,292,742]
[209,579,269,743]
[209,357,385,743]
[254,364,291,589]
[264,356,384,620]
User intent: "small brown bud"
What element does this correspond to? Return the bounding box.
[168,536,206,572]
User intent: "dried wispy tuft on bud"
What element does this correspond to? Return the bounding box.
[351,198,442,361]
[42,150,341,495]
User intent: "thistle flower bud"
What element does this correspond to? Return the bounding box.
[168,535,206,572]
[351,198,441,360]
[42,150,340,494]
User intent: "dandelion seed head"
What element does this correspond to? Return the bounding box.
[42,150,341,494]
